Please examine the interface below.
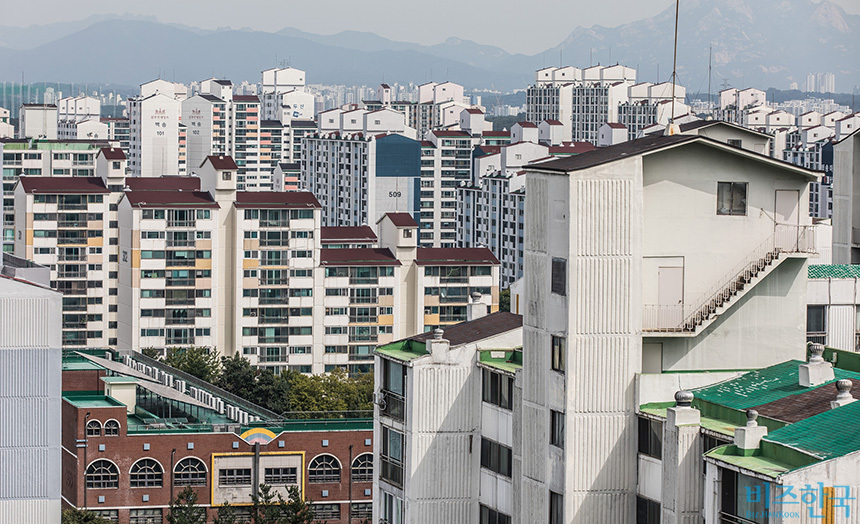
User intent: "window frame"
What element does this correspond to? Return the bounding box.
[550,410,565,449]
[551,335,565,372]
[308,454,341,484]
[85,459,119,489]
[129,458,164,488]
[716,182,748,216]
[174,457,207,487]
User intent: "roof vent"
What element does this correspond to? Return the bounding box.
[734,408,767,450]
[745,409,759,427]
[831,379,856,409]
[674,390,693,407]
[471,291,482,303]
[800,343,834,387]
[433,328,444,340]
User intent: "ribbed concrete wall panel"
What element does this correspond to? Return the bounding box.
[0,296,61,349]
[575,258,631,334]
[521,328,546,405]
[567,413,635,491]
[519,476,548,523]
[520,404,546,483]
[410,433,474,499]
[576,179,632,256]
[0,499,60,523]
[828,304,855,351]
[525,178,548,253]
[409,500,473,524]
[569,491,633,524]
[0,347,58,398]
[570,336,633,413]
[413,366,473,432]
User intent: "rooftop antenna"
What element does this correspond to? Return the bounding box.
[708,44,712,114]
[668,0,680,134]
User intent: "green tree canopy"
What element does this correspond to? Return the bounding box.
[61,509,112,524]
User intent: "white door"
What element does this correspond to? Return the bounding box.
[658,267,684,328]
[775,190,800,250]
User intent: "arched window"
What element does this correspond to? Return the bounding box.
[308,454,341,483]
[104,420,120,436]
[174,457,207,487]
[351,453,373,482]
[86,420,102,437]
[85,460,119,489]
[130,458,163,488]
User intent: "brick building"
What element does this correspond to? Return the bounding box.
[61,350,373,523]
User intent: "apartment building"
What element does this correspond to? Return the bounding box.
[373,310,523,524]
[100,118,130,151]
[127,79,187,178]
[0,107,13,138]
[1,138,110,252]
[518,133,818,523]
[14,176,111,348]
[0,253,62,524]
[806,264,860,351]
[19,103,58,139]
[61,350,372,524]
[57,95,108,141]
[364,81,472,138]
[832,129,860,264]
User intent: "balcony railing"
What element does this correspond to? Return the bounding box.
[167,220,196,228]
[58,202,88,211]
[349,277,378,285]
[57,220,88,228]
[259,277,289,286]
[57,235,88,245]
[165,317,195,325]
[440,295,469,304]
[166,279,195,287]
[165,337,195,346]
[379,390,405,422]
[166,259,196,267]
[58,252,88,262]
[440,276,468,284]
[167,239,196,248]
[806,333,827,346]
[166,297,196,306]
[57,270,87,279]
[260,220,290,228]
[379,458,403,488]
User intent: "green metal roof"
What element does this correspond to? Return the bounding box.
[692,360,860,410]
[808,264,860,279]
[704,445,793,479]
[101,376,138,384]
[374,339,429,362]
[478,349,523,374]
[2,141,103,151]
[764,400,860,461]
[63,393,126,409]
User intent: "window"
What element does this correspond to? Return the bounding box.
[549,491,563,524]
[551,258,566,295]
[351,453,373,482]
[482,369,513,410]
[104,420,120,436]
[174,457,207,486]
[314,504,341,520]
[308,455,340,483]
[130,458,163,488]
[480,438,512,478]
[222,171,232,181]
[381,427,404,487]
[548,335,568,375]
[129,509,163,524]
[92,510,119,523]
[720,469,769,524]
[85,460,119,489]
[726,139,743,148]
[636,496,661,524]
[480,505,512,524]
[807,305,826,335]
[381,492,404,524]
[86,420,102,437]
[550,410,565,448]
[717,182,747,216]
[264,467,298,485]
[637,416,663,459]
[219,468,251,486]
[352,502,372,519]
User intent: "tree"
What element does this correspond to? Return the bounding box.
[166,486,207,524]
[212,503,240,524]
[61,509,112,524]
[279,485,315,524]
[249,484,314,524]
[499,288,511,312]
[218,353,258,399]
[163,346,221,382]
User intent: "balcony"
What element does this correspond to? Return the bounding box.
[57,270,87,279]
[379,458,403,488]
[260,220,290,228]
[166,337,195,346]
[440,275,469,284]
[166,279,196,287]
[167,239,196,248]
[379,390,404,422]
[166,258,196,267]
[58,202,88,211]
[57,220,88,228]
[62,320,87,330]
[259,277,289,287]
[807,332,827,346]
[57,235,88,245]
[165,317,195,325]
[349,277,378,286]
[167,220,196,229]
[58,252,87,262]
[166,297,196,306]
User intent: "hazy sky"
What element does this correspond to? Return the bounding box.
[5,0,857,55]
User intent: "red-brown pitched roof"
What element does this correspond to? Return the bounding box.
[320,248,401,267]
[431,130,471,137]
[604,122,627,129]
[202,155,239,170]
[516,122,537,128]
[482,131,510,137]
[19,176,109,194]
[125,176,201,191]
[408,312,522,346]
[465,108,484,115]
[233,191,321,209]
[98,147,126,160]
[233,95,260,102]
[379,213,418,227]
[543,119,563,125]
[320,226,377,243]
[415,247,500,266]
[123,190,219,209]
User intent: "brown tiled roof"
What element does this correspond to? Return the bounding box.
[379,213,418,227]
[409,312,523,346]
[516,121,537,128]
[125,176,201,191]
[320,226,377,243]
[319,248,401,266]
[543,119,563,125]
[99,147,126,160]
[604,122,627,129]
[123,190,219,209]
[753,379,860,423]
[233,95,259,102]
[19,176,109,194]
[465,108,484,115]
[482,131,510,137]
[415,247,500,266]
[432,130,471,137]
[234,191,320,209]
[202,155,239,170]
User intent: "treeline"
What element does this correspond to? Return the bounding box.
[144,347,373,417]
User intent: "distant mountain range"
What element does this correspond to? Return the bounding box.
[0,0,856,94]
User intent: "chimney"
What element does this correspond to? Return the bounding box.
[799,343,834,387]
[667,390,700,426]
[467,291,488,321]
[831,379,857,409]
[429,328,449,362]
[734,409,767,452]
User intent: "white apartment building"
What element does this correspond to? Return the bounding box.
[19,104,58,139]
[518,133,818,523]
[0,107,13,138]
[57,95,108,141]
[127,80,187,178]
[0,253,62,523]
[14,176,111,348]
[832,129,860,264]
[806,264,860,351]
[364,81,472,138]
[101,117,130,151]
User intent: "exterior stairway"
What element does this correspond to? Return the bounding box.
[643,225,816,336]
